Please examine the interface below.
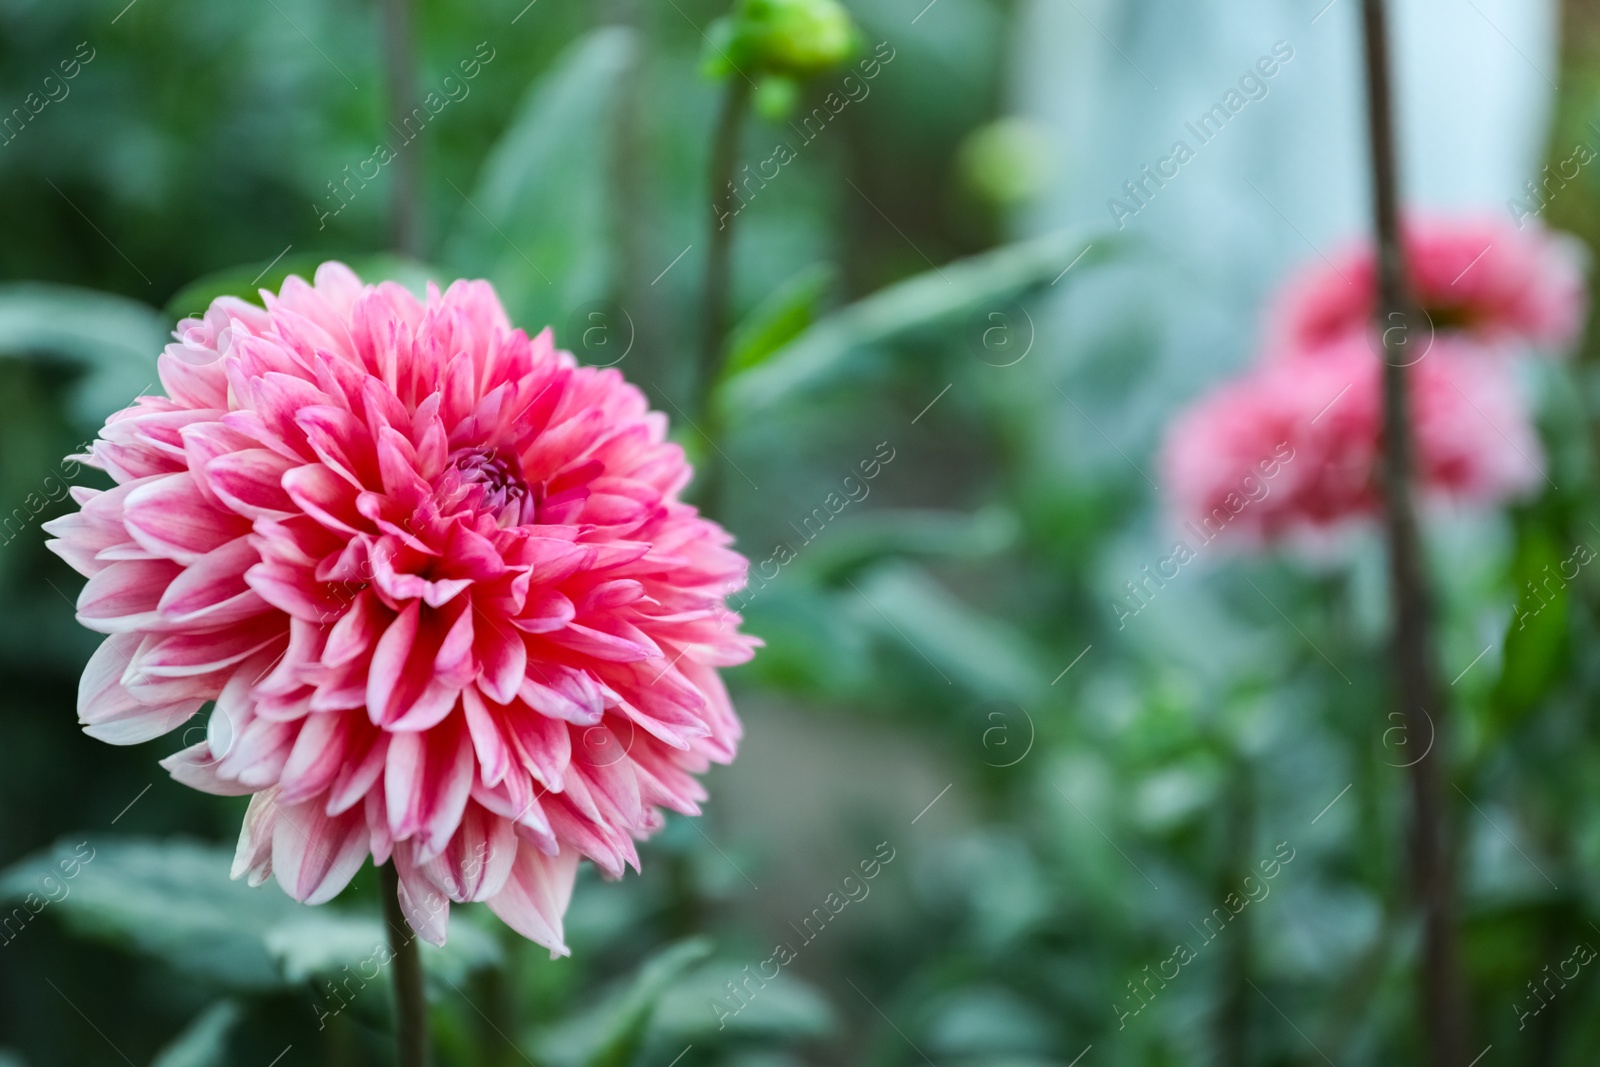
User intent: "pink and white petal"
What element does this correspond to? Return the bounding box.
[160,742,256,796]
[271,797,370,905]
[393,843,451,946]
[123,473,247,564]
[419,803,517,902]
[232,788,280,885]
[484,845,579,957]
[76,559,181,633]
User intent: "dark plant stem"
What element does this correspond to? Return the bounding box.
[694,77,752,518]
[1359,1,1468,1064]
[380,0,423,258]
[380,862,431,1067]
[1215,762,1252,1067]
[607,0,665,388]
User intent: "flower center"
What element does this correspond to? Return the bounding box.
[442,446,539,527]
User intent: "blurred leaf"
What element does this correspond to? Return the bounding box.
[584,938,714,1067]
[716,227,1113,416]
[0,284,166,428]
[263,907,501,988]
[649,963,835,1043]
[150,1001,241,1067]
[793,506,1019,580]
[444,26,637,331]
[924,986,1051,1057]
[163,253,329,319]
[850,562,1047,701]
[0,838,296,990]
[164,254,445,321]
[722,262,836,378]
[739,585,874,696]
[0,837,499,993]
[1492,528,1571,729]
[535,938,712,1067]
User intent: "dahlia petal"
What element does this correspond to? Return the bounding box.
[130,617,281,678]
[278,710,351,805]
[283,464,366,535]
[461,688,513,787]
[484,846,579,958]
[420,803,517,902]
[205,448,297,518]
[160,742,256,796]
[271,797,370,905]
[76,633,203,742]
[77,559,181,633]
[393,844,450,946]
[327,721,389,815]
[475,619,527,705]
[232,788,279,885]
[385,713,474,855]
[501,704,572,792]
[123,473,245,563]
[157,537,267,626]
[542,622,656,662]
[510,588,575,634]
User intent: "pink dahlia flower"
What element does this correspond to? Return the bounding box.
[1162,338,1541,544]
[1267,215,1587,357]
[44,263,757,953]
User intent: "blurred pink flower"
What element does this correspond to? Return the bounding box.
[1267,215,1587,357]
[44,263,757,953]
[1162,338,1541,544]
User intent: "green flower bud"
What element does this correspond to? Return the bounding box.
[958,118,1057,208]
[704,0,860,81]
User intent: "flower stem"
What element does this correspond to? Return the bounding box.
[380,862,431,1067]
[693,77,752,520]
[1358,1,1469,1063]
[699,77,752,407]
[379,0,423,258]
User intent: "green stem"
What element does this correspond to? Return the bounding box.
[380,862,431,1067]
[1359,1,1468,1063]
[693,77,752,520]
[380,0,423,257]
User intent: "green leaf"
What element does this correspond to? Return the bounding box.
[791,506,1019,580]
[150,1002,242,1067]
[534,938,713,1067]
[583,938,714,1067]
[443,26,637,331]
[721,262,836,378]
[0,284,168,428]
[715,226,1113,417]
[0,838,297,990]
[849,562,1048,701]
[1492,528,1572,729]
[264,908,501,988]
[648,962,835,1042]
[0,838,499,993]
